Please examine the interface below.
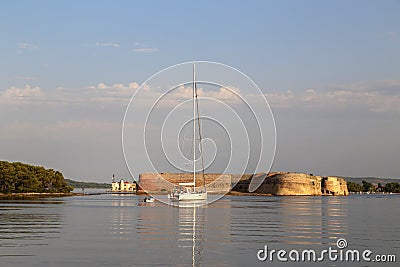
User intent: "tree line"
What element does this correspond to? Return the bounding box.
[347,180,400,193]
[65,179,110,189]
[0,161,73,193]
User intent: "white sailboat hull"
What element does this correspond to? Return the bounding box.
[169,191,207,201]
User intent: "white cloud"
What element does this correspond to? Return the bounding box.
[132,47,158,53]
[89,82,136,92]
[16,43,37,50]
[0,85,44,104]
[86,82,140,103]
[0,81,141,106]
[116,84,243,110]
[205,86,242,103]
[16,43,38,53]
[264,80,400,113]
[381,31,400,42]
[129,82,139,89]
[14,76,36,81]
[155,85,241,106]
[95,42,120,48]
[263,90,294,109]
[4,79,399,113]
[97,83,108,89]
[112,83,125,89]
[132,41,158,53]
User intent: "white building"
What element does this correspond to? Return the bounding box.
[111,179,137,192]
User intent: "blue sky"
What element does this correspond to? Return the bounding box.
[1,1,400,181]
[2,1,399,89]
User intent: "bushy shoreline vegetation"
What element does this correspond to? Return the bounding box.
[0,161,73,194]
[65,179,110,189]
[347,180,400,193]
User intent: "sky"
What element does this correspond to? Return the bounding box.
[1,1,400,182]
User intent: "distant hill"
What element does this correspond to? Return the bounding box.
[341,177,400,185]
[65,179,111,189]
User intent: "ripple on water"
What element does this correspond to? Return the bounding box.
[0,201,62,249]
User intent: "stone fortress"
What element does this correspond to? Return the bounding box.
[138,172,348,196]
[233,172,348,196]
[138,173,232,195]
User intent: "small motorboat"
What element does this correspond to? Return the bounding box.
[143,197,155,203]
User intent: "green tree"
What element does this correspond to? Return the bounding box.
[0,161,73,194]
[362,180,375,192]
[384,182,400,193]
[347,182,363,192]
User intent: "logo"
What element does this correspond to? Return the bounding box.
[122,61,276,205]
[257,238,396,263]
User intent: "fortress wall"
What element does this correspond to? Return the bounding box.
[254,173,322,196]
[138,173,172,192]
[323,177,348,196]
[138,173,232,193]
[232,172,348,196]
[139,172,348,196]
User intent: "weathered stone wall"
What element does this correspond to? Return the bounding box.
[322,177,348,196]
[138,173,232,194]
[233,172,348,196]
[257,173,322,196]
[139,172,348,196]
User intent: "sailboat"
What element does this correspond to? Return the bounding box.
[169,63,208,201]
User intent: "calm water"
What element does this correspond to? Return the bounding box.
[0,194,399,266]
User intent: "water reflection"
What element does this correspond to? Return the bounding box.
[0,199,63,255]
[178,202,206,267]
[229,196,348,247]
[110,198,135,239]
[0,194,398,266]
[281,197,348,245]
[135,200,208,267]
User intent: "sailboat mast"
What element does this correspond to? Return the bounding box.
[193,63,196,189]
